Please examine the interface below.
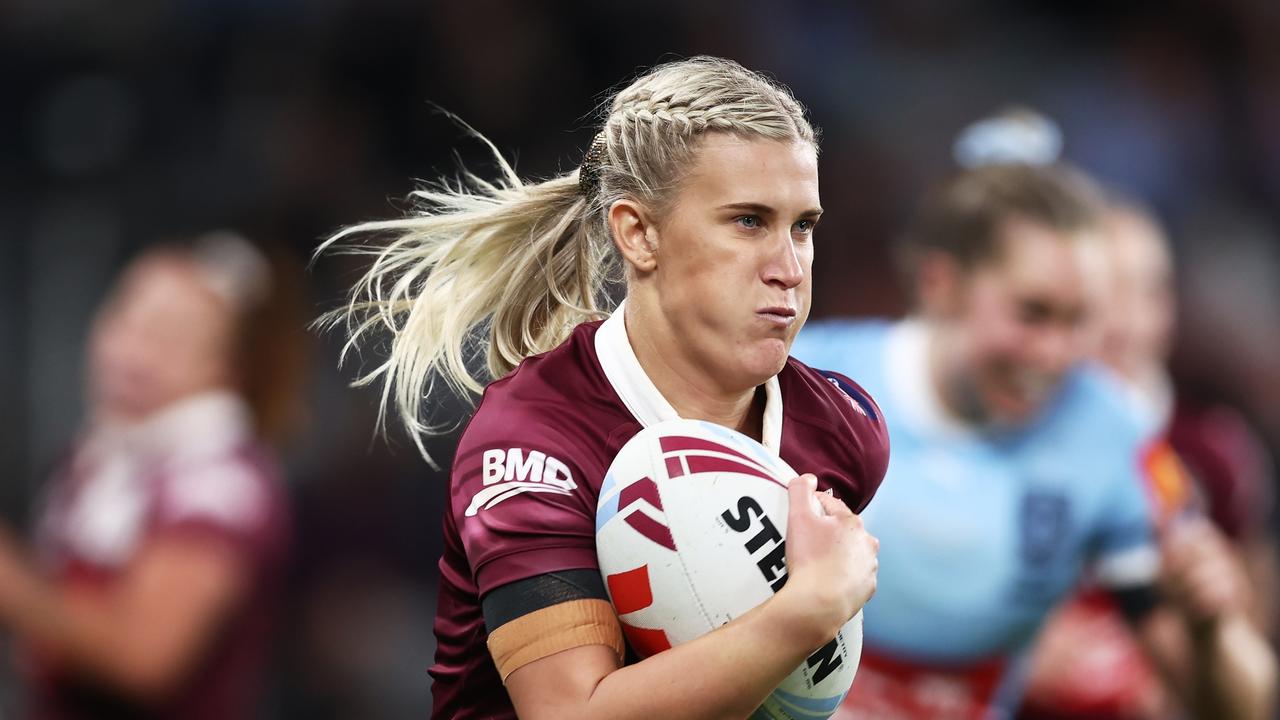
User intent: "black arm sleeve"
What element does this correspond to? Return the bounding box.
[1110,583,1163,625]
[481,569,609,633]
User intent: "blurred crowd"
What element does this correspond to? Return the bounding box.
[2,1,1278,718]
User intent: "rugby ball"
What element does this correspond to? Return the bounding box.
[595,418,863,720]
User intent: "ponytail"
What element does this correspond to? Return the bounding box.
[318,138,618,455]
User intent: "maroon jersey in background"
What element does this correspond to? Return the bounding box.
[431,305,891,720]
[1166,396,1275,542]
[30,392,290,720]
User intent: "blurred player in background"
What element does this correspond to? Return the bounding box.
[1097,200,1277,625]
[0,234,301,718]
[1018,196,1279,720]
[323,56,888,719]
[791,131,1277,719]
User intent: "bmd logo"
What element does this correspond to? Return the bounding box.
[465,448,576,516]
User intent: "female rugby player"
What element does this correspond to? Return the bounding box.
[793,163,1276,720]
[325,57,889,719]
[0,235,296,718]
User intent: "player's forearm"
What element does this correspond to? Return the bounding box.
[0,567,186,701]
[1191,613,1278,720]
[0,549,105,666]
[585,588,837,720]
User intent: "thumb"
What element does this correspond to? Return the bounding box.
[788,474,818,524]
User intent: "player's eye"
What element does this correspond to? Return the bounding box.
[736,215,762,230]
[1017,299,1054,326]
[793,219,816,235]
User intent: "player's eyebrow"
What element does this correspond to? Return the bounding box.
[717,202,824,218]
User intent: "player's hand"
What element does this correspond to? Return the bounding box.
[779,474,878,640]
[1160,516,1251,628]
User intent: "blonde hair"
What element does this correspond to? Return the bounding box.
[320,56,816,456]
[902,163,1106,271]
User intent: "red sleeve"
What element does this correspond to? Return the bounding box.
[1167,401,1276,540]
[824,369,891,512]
[782,362,891,514]
[151,452,275,554]
[451,406,603,597]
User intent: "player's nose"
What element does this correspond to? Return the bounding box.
[763,232,804,289]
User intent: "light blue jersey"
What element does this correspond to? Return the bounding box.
[791,319,1160,715]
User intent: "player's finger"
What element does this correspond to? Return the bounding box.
[1188,562,1241,611]
[788,474,818,518]
[1166,517,1220,559]
[815,489,853,519]
[1161,534,1196,575]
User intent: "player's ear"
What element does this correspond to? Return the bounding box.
[610,199,658,274]
[916,250,965,318]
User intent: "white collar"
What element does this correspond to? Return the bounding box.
[84,390,254,463]
[594,300,784,452]
[1118,368,1175,435]
[885,319,976,439]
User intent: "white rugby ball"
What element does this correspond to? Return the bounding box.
[595,418,862,720]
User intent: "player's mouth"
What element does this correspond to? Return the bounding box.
[1009,369,1057,403]
[989,367,1059,420]
[757,306,797,328]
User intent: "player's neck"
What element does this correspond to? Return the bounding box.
[668,386,766,443]
[623,307,765,441]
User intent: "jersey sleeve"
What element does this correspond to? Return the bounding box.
[821,369,891,512]
[451,408,603,599]
[788,320,892,511]
[151,453,273,552]
[781,358,891,514]
[1089,438,1162,594]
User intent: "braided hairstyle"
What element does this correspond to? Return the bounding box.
[319,56,816,459]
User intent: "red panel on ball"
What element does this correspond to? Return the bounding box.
[606,565,654,615]
[621,622,673,657]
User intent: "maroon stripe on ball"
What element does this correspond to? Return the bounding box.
[660,435,767,471]
[619,476,664,512]
[665,455,685,479]
[624,510,677,551]
[682,455,783,486]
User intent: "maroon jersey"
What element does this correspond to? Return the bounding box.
[1167,397,1275,541]
[431,307,890,719]
[31,393,290,720]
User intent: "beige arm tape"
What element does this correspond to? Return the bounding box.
[487,598,626,681]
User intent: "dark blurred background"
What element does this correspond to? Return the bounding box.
[2,1,1278,717]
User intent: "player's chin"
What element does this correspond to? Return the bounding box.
[738,339,789,380]
[94,384,149,419]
